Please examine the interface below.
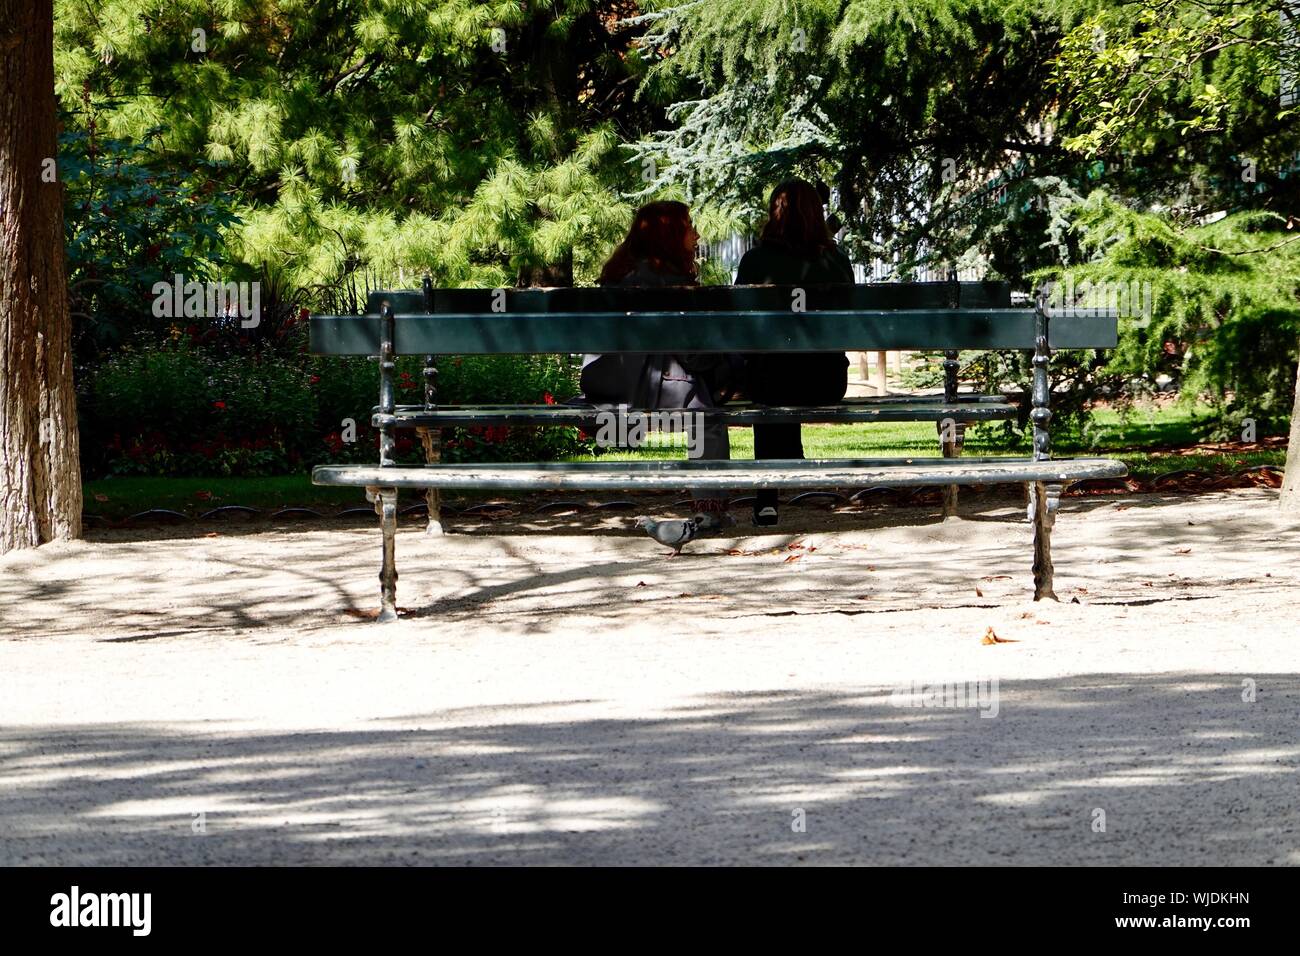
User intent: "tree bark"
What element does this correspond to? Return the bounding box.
[0,0,82,552]
[1281,353,1300,512]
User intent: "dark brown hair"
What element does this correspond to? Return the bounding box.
[759,179,833,257]
[599,201,699,285]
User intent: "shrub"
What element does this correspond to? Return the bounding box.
[80,345,588,477]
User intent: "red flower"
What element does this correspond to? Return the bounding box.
[542,392,555,405]
[213,401,226,410]
[310,375,320,384]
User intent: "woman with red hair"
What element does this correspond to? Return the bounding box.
[734,179,854,526]
[582,201,737,523]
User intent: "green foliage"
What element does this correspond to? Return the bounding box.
[55,0,660,289]
[633,0,1098,274]
[1038,196,1300,434]
[59,125,243,357]
[79,344,587,477]
[81,345,314,476]
[1052,0,1300,220]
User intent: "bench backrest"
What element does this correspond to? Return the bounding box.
[310,281,1118,355]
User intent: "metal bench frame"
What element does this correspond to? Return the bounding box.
[310,280,1125,621]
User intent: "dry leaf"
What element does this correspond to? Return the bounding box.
[982,626,1019,645]
[635,581,648,587]
[1173,547,1191,555]
[975,587,984,597]
[93,493,109,502]
[783,553,802,564]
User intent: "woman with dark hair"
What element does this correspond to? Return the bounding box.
[734,179,854,526]
[583,201,737,523]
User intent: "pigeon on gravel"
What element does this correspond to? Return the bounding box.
[635,515,704,556]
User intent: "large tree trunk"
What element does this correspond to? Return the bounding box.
[0,0,82,552]
[1281,357,1300,512]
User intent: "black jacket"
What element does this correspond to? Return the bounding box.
[733,240,854,407]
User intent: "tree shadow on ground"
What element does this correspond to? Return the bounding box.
[1,675,1296,865]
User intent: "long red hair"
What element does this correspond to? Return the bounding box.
[599,201,699,285]
[760,179,833,257]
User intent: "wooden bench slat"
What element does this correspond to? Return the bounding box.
[310,308,1118,355]
[313,457,1127,491]
[366,281,1014,316]
[378,401,1017,427]
[392,393,1013,409]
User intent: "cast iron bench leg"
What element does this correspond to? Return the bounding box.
[416,426,443,535]
[939,418,966,518]
[1030,480,1061,601]
[940,347,963,517]
[368,485,400,622]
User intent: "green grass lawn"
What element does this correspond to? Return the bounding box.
[83,403,1285,518]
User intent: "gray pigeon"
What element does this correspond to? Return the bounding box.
[635,515,704,556]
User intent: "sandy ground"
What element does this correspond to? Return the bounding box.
[1,487,1298,866]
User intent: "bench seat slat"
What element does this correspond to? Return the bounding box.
[378,401,1017,427]
[313,457,1127,491]
[391,394,1012,409]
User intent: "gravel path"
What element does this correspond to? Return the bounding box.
[1,488,1297,865]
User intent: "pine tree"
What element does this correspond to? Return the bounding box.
[55,1,666,289]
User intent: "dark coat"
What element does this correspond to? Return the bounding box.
[733,240,854,407]
[579,261,738,409]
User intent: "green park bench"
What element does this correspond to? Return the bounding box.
[309,278,1126,621]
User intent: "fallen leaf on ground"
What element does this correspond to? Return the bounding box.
[635,581,647,587]
[982,626,1019,645]
[975,587,984,597]
[93,493,109,502]
[783,553,802,564]
[1173,547,1191,554]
